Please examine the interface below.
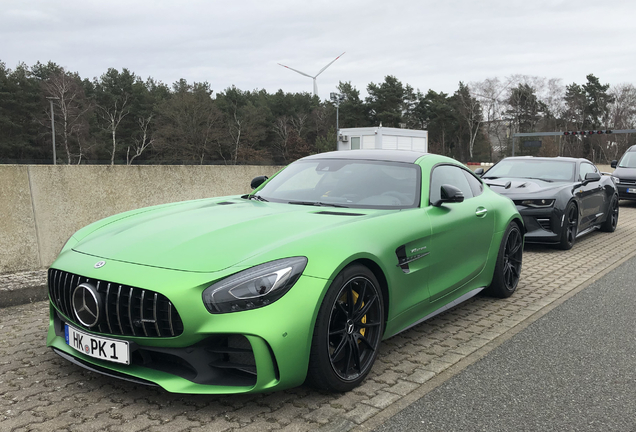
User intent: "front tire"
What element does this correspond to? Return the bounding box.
[600,195,619,232]
[484,222,523,298]
[558,202,578,250]
[306,264,384,392]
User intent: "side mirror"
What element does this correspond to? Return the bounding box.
[432,184,465,207]
[474,167,484,177]
[611,160,617,169]
[584,172,601,184]
[250,175,268,190]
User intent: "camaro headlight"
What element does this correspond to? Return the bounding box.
[611,176,620,184]
[515,199,555,208]
[202,257,308,314]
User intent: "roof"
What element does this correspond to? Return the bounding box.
[503,156,590,164]
[302,150,428,164]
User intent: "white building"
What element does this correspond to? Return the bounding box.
[337,125,428,152]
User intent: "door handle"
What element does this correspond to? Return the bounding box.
[475,207,488,217]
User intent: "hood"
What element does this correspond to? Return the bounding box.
[72,198,383,272]
[484,178,570,196]
[613,166,636,180]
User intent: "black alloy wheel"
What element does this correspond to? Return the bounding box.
[558,202,578,250]
[600,195,619,232]
[485,222,523,298]
[502,226,523,290]
[306,264,384,392]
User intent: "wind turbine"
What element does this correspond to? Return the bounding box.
[278,52,345,97]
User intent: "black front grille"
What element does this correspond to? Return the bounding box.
[48,269,184,338]
[620,179,636,185]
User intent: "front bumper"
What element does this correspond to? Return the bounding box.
[517,206,564,244]
[616,184,636,200]
[46,252,329,394]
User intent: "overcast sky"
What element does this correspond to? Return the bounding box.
[2,0,635,100]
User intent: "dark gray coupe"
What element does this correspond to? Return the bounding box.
[477,157,619,250]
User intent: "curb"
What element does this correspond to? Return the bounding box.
[0,270,48,308]
[0,283,48,308]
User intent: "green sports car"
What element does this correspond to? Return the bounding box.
[47,150,524,394]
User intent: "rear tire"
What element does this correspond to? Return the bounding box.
[484,222,523,298]
[306,264,384,392]
[600,195,619,232]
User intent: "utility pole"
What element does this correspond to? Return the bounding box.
[330,92,345,147]
[46,96,60,164]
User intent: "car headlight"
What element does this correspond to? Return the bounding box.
[515,199,555,208]
[202,257,308,314]
[612,176,620,184]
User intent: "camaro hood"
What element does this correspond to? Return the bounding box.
[484,178,569,196]
[72,198,383,273]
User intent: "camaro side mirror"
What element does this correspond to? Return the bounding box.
[432,184,465,207]
[584,172,601,184]
[250,175,268,190]
[474,167,484,177]
[611,160,617,169]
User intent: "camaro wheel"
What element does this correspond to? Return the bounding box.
[600,195,619,232]
[306,264,384,392]
[558,202,578,250]
[485,222,523,298]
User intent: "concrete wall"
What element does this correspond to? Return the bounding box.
[0,165,281,274]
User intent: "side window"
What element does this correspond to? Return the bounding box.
[579,163,597,180]
[463,170,484,197]
[429,165,474,204]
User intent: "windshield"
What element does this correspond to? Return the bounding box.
[618,152,636,168]
[254,159,421,209]
[484,159,575,182]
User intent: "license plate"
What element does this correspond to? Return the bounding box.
[628,188,636,193]
[65,324,130,365]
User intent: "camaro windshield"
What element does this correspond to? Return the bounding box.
[484,159,576,182]
[254,159,421,209]
[618,152,636,168]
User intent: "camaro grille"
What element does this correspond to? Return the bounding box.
[48,269,184,338]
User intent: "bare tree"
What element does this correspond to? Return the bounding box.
[273,116,291,162]
[455,82,482,160]
[127,115,154,165]
[97,95,129,165]
[290,112,309,137]
[607,83,636,159]
[470,77,511,157]
[42,71,92,164]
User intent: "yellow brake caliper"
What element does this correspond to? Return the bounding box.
[351,290,366,337]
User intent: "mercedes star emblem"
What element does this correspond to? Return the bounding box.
[72,283,102,328]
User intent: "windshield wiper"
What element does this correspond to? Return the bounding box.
[287,200,349,208]
[249,194,269,202]
[523,177,554,183]
[482,176,500,179]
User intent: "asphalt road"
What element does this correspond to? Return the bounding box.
[373,254,636,432]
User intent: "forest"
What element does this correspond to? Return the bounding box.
[1,60,635,165]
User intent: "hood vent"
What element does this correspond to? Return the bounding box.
[314,211,366,216]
